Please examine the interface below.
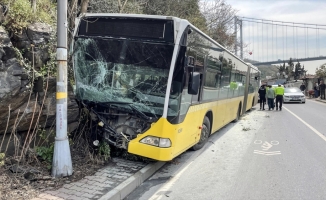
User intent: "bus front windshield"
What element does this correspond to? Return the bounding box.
[73,37,174,117]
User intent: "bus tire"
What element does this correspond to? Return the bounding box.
[192,116,210,151]
[232,104,241,123]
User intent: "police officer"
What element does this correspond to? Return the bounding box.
[258,85,266,110]
[275,84,285,111]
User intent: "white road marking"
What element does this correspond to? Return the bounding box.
[283,106,326,142]
[149,160,194,200]
[254,140,262,144]
[261,142,273,150]
[253,150,281,155]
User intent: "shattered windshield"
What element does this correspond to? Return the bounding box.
[73,37,175,117]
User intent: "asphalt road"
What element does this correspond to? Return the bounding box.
[125,99,326,200]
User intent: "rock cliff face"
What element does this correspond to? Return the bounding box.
[0,26,25,99]
[0,22,79,154]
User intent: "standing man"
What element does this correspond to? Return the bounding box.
[266,85,275,110]
[319,81,326,100]
[258,85,266,110]
[314,82,319,98]
[275,84,284,111]
[300,82,306,93]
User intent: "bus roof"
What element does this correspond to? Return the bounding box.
[77,13,259,72]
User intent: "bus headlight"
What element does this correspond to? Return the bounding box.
[140,136,171,148]
[159,138,172,148]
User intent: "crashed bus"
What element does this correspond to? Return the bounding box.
[72,14,260,161]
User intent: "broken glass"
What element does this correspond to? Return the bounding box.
[73,37,176,117]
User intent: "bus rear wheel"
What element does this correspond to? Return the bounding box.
[232,105,241,123]
[192,116,210,151]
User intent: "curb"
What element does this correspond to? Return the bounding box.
[315,99,326,103]
[99,161,166,200]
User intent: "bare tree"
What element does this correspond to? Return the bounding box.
[88,0,148,14]
[143,0,207,32]
[80,0,89,14]
[200,0,237,50]
[117,0,128,13]
[31,0,37,13]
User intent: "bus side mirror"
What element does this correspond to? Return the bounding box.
[188,72,200,95]
[185,56,195,67]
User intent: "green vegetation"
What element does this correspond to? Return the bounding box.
[315,63,326,78]
[256,65,279,79]
[0,152,4,166]
[2,0,56,33]
[98,141,111,161]
[36,144,54,164]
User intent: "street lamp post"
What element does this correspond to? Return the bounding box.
[52,0,73,177]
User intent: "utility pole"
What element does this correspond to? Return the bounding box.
[52,0,73,177]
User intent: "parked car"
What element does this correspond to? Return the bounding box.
[283,87,305,103]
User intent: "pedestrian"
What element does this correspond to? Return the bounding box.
[300,83,306,93]
[275,84,284,111]
[266,85,275,110]
[319,81,326,100]
[258,85,266,110]
[314,82,319,98]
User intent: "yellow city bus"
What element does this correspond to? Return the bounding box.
[72,14,260,161]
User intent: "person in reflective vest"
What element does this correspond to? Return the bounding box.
[275,84,284,111]
[266,85,275,110]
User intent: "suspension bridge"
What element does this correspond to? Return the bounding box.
[234,16,326,66]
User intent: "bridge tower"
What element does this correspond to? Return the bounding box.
[234,16,243,59]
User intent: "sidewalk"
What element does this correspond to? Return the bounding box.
[308,96,326,103]
[32,158,165,200]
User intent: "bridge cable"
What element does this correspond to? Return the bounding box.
[267,20,268,61]
[286,25,288,60]
[283,22,284,60]
[239,16,326,27]
[318,28,320,56]
[257,21,259,62]
[307,27,309,57]
[272,21,274,61]
[276,23,278,61]
[240,19,326,30]
[293,23,294,60]
[316,25,317,57]
[304,25,306,58]
[296,26,298,59]
[262,19,263,61]
[252,20,254,61]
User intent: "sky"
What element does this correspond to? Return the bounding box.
[225,0,326,74]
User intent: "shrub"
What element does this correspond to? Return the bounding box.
[2,0,56,33]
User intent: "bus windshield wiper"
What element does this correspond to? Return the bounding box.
[129,104,152,121]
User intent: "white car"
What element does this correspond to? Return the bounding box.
[283,87,306,103]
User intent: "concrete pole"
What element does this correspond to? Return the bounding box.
[52,0,73,177]
[234,16,237,56]
[240,19,243,60]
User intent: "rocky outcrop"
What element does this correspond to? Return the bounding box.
[0,23,79,137]
[0,77,79,134]
[12,23,53,70]
[0,26,26,99]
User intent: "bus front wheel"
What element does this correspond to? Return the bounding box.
[192,116,210,151]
